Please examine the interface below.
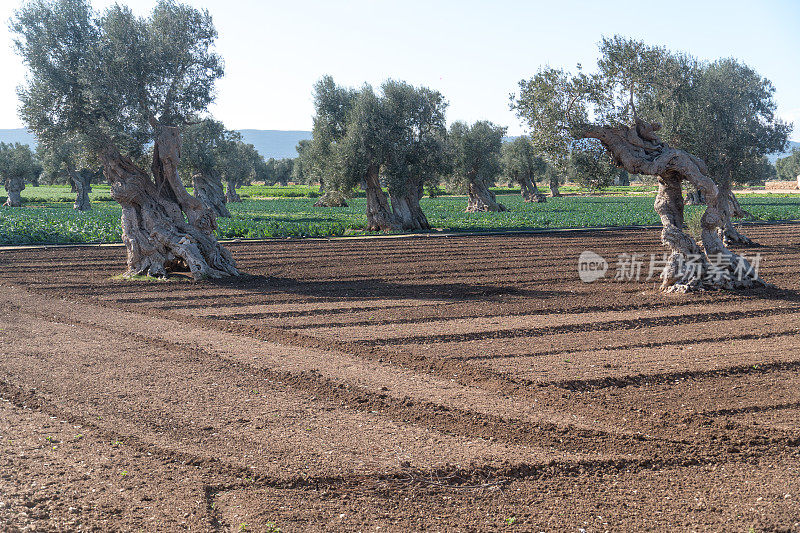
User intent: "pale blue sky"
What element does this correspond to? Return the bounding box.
[1,0,798,139]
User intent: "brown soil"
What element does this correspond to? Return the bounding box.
[1,224,800,532]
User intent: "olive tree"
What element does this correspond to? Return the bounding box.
[381,80,449,229]
[0,142,41,207]
[776,149,800,182]
[218,136,260,203]
[180,119,231,217]
[266,158,294,186]
[568,143,627,191]
[512,36,772,292]
[13,0,237,279]
[39,136,95,210]
[305,76,358,207]
[311,77,448,230]
[637,54,790,244]
[502,136,546,202]
[448,121,507,212]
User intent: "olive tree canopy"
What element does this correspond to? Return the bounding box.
[512,36,788,292]
[308,77,448,230]
[13,0,237,279]
[448,120,507,212]
[0,142,41,207]
[502,136,547,202]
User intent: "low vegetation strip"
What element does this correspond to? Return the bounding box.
[1,186,800,245]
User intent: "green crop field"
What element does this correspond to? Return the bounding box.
[1,185,798,246]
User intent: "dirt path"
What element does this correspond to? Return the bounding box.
[2,225,800,531]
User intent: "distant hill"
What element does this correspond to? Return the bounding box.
[769,140,800,164]
[0,127,795,163]
[236,129,311,160]
[0,128,312,160]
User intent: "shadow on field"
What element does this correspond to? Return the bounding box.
[206,273,571,303]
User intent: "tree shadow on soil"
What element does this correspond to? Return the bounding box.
[206,273,572,303]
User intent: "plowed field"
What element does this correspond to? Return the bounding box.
[2,224,800,532]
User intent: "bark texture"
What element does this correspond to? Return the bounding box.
[716,180,754,246]
[193,172,231,218]
[225,181,242,203]
[3,177,24,207]
[101,125,238,280]
[390,183,430,230]
[520,175,547,203]
[68,168,92,211]
[466,175,506,212]
[549,178,561,198]
[364,164,401,231]
[685,186,705,206]
[582,118,764,292]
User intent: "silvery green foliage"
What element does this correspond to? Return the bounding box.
[13,0,223,157]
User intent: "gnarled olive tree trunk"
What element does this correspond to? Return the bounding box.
[716,179,753,245]
[583,118,764,292]
[67,167,92,211]
[225,180,242,203]
[193,171,231,218]
[549,175,561,197]
[685,185,705,205]
[3,177,25,207]
[466,173,506,212]
[390,182,430,230]
[101,125,238,280]
[519,174,547,203]
[364,164,400,231]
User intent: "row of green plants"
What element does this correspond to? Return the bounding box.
[2,191,799,245]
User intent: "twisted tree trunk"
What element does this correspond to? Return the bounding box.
[193,171,231,218]
[685,186,705,205]
[390,182,430,230]
[582,118,764,292]
[466,173,506,212]
[549,175,561,197]
[101,125,238,280]
[716,178,754,245]
[3,176,24,207]
[67,166,92,211]
[364,164,400,231]
[519,174,547,203]
[225,180,242,203]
